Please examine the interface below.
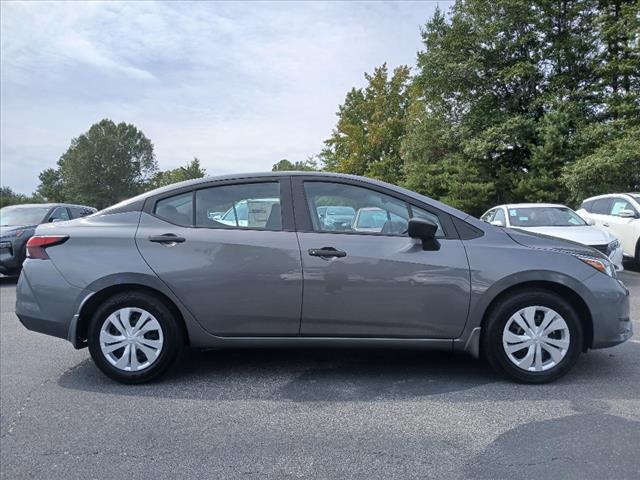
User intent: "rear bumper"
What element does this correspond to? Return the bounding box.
[15,260,90,345]
[583,273,632,349]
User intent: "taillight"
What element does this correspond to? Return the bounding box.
[26,235,69,259]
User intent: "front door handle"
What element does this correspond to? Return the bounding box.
[308,247,347,258]
[603,223,610,227]
[149,234,186,244]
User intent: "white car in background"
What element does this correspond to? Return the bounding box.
[481,203,624,270]
[576,193,640,265]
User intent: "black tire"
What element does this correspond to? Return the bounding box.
[88,292,183,384]
[482,289,583,384]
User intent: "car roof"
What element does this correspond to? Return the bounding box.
[2,203,95,209]
[581,193,638,202]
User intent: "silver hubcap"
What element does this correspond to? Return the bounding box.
[99,307,164,372]
[502,306,570,372]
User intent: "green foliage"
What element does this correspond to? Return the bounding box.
[151,158,207,188]
[0,187,43,208]
[324,0,640,215]
[37,119,158,209]
[563,126,640,201]
[272,157,319,171]
[321,63,412,184]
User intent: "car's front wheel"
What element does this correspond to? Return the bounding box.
[483,289,583,383]
[87,292,183,384]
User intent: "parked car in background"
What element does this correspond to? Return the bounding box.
[15,173,631,384]
[320,206,355,231]
[577,193,640,266]
[481,203,624,270]
[0,203,96,275]
[214,198,280,228]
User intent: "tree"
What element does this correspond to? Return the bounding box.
[271,157,319,172]
[0,187,43,208]
[400,0,639,214]
[151,158,207,188]
[321,63,412,184]
[563,126,640,201]
[38,119,158,209]
[37,168,65,202]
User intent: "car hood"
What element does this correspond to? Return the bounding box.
[0,224,35,237]
[505,228,608,260]
[511,225,616,246]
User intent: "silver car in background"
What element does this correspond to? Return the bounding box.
[481,203,624,270]
[15,173,632,384]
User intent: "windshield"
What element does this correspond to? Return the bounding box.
[0,206,50,226]
[508,207,587,227]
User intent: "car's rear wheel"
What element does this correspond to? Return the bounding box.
[88,292,183,384]
[483,290,583,383]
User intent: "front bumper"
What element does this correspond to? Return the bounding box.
[583,273,632,349]
[0,238,25,274]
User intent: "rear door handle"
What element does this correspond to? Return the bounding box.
[149,234,186,244]
[308,247,347,258]
[603,223,610,227]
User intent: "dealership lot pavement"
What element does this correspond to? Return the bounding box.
[1,269,639,479]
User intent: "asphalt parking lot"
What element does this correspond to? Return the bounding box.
[1,268,639,479]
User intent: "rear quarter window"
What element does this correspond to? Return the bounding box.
[154,192,194,226]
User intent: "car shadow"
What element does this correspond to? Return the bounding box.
[58,348,499,400]
[57,342,640,402]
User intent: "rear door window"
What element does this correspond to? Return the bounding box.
[69,207,93,219]
[195,182,282,230]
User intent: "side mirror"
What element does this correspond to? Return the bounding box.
[49,218,63,223]
[618,209,637,219]
[585,218,596,226]
[490,220,505,227]
[408,218,440,251]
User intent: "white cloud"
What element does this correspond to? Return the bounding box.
[1,0,452,195]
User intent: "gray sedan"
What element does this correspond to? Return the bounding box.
[15,172,632,384]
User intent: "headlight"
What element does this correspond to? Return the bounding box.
[608,239,620,251]
[574,254,616,278]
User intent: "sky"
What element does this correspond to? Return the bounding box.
[1,1,451,194]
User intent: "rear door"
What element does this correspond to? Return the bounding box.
[292,178,471,339]
[135,177,303,336]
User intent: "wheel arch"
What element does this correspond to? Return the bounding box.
[479,280,593,352]
[74,276,192,348]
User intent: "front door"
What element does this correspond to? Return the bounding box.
[293,179,471,339]
[136,178,303,336]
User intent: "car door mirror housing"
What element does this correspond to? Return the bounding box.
[490,220,505,227]
[408,218,440,251]
[618,209,637,219]
[585,217,595,226]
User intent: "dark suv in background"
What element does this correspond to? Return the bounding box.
[0,203,96,275]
